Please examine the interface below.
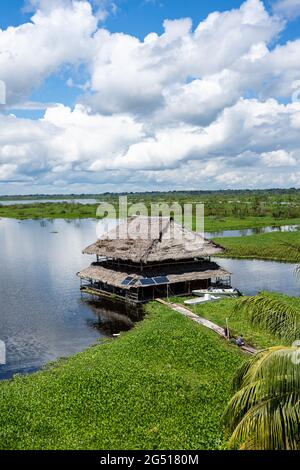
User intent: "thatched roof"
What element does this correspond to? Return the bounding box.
[77,261,230,290]
[83,217,224,263]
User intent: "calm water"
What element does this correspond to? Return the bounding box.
[0,218,140,380]
[0,199,98,206]
[0,218,298,380]
[206,224,300,238]
[213,258,299,297]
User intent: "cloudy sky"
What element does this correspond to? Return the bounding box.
[1,0,300,194]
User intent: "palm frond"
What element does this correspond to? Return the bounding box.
[232,345,296,384]
[233,294,300,342]
[225,346,300,450]
[227,397,300,450]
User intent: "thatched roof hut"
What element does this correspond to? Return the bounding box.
[78,261,229,291]
[78,217,230,303]
[82,216,224,263]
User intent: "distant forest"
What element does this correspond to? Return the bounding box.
[1,187,300,200]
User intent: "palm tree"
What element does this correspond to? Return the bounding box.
[224,280,300,448]
[224,346,300,449]
[234,293,300,342]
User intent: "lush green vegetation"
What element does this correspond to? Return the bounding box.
[1,189,299,449]
[1,294,297,450]
[0,202,100,220]
[206,216,300,232]
[174,292,300,449]
[173,293,300,349]
[236,294,300,343]
[224,293,300,450]
[225,346,300,450]
[0,189,300,232]
[0,203,300,235]
[214,230,300,263]
[0,302,244,450]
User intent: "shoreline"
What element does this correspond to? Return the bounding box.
[1,213,299,264]
[214,230,300,264]
[0,205,300,232]
[0,302,244,449]
[0,296,289,449]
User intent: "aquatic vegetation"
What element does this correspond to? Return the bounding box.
[0,294,297,449]
[0,302,243,450]
[214,230,300,263]
[0,189,300,234]
[173,293,300,350]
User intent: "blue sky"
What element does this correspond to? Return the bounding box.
[1,0,300,194]
[2,1,300,41]
[2,1,245,31]
[3,0,300,118]
[2,0,248,118]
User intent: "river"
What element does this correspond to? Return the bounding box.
[206,224,300,238]
[0,218,140,379]
[0,199,98,206]
[0,218,298,380]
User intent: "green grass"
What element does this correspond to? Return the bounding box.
[0,302,244,450]
[0,202,299,234]
[173,293,300,350]
[0,294,295,450]
[0,202,100,220]
[214,230,300,263]
[205,216,300,232]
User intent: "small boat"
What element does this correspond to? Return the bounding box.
[184,294,221,305]
[192,287,241,298]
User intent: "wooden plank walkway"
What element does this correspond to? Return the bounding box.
[156,299,257,355]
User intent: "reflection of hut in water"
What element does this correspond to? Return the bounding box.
[86,297,144,327]
[86,301,137,335]
[78,217,231,304]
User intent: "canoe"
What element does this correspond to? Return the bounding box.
[192,288,241,298]
[184,294,221,305]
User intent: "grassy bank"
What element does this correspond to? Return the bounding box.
[0,302,244,450]
[0,202,100,220]
[206,216,300,232]
[173,293,300,349]
[0,202,299,233]
[214,230,300,263]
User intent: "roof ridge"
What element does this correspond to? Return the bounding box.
[140,217,172,263]
[82,217,225,261]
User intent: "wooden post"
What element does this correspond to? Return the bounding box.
[226,317,230,340]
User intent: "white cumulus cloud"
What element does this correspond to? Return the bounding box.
[272,0,300,19]
[1,0,300,192]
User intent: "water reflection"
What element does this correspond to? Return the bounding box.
[206,224,300,239]
[214,257,299,297]
[0,218,127,380]
[85,299,144,336]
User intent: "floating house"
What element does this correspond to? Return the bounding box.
[78,216,231,304]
